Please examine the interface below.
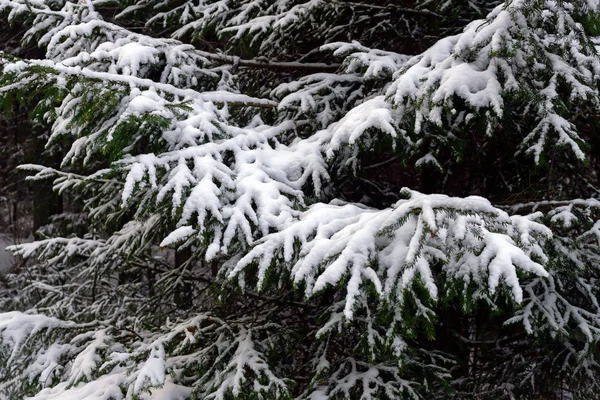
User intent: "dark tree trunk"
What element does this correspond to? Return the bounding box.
[174,247,193,309]
[32,137,62,236]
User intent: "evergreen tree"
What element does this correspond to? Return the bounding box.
[1,0,600,398]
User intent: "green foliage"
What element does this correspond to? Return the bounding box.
[2,0,600,399]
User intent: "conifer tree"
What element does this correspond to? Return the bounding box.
[1,0,600,398]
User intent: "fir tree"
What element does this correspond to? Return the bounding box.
[1,0,600,398]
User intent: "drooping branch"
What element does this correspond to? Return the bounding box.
[330,0,443,17]
[2,58,278,108]
[195,51,341,72]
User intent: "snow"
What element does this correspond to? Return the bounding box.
[0,312,77,366]
[323,41,410,79]
[203,328,288,400]
[233,189,551,320]
[1,0,600,397]
[324,96,398,159]
[384,0,595,163]
[27,343,69,387]
[132,345,167,394]
[160,225,196,247]
[139,379,192,400]
[127,90,165,114]
[67,330,110,385]
[3,59,278,107]
[28,372,127,400]
[110,42,160,76]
